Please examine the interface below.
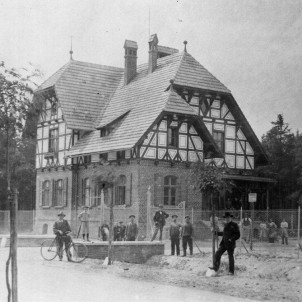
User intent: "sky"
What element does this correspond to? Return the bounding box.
[0,0,301,139]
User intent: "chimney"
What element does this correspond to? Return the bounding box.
[148,34,158,73]
[124,40,138,85]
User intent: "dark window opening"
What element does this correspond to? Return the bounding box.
[42,180,50,206]
[115,175,126,205]
[49,129,59,153]
[83,155,91,164]
[168,127,178,147]
[54,179,63,206]
[117,151,125,160]
[164,176,177,206]
[99,153,108,161]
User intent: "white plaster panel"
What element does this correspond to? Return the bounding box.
[168,149,177,160]
[236,141,244,154]
[189,125,198,134]
[37,127,43,139]
[237,129,246,140]
[190,96,199,105]
[65,135,71,150]
[221,104,229,118]
[225,140,235,153]
[188,138,194,150]
[198,152,204,161]
[212,99,220,108]
[145,148,156,159]
[150,134,157,146]
[246,142,254,155]
[192,106,199,114]
[43,139,48,153]
[225,125,236,138]
[125,150,131,159]
[159,120,167,130]
[158,133,167,146]
[43,125,49,138]
[158,148,166,159]
[37,140,42,154]
[108,152,117,160]
[225,112,235,120]
[247,156,254,169]
[192,136,203,150]
[58,151,64,165]
[59,136,65,150]
[188,151,198,162]
[179,122,187,133]
[225,155,235,168]
[179,150,187,161]
[211,109,220,118]
[91,154,99,162]
[204,122,212,134]
[236,156,245,169]
[179,135,187,148]
[214,123,225,131]
[139,147,145,157]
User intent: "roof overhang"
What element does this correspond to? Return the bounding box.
[222,174,275,183]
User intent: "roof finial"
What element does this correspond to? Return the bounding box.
[169,79,174,91]
[183,40,187,53]
[69,36,74,60]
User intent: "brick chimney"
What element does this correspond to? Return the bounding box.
[124,40,138,85]
[148,34,158,73]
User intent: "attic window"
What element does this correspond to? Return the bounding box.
[100,127,113,137]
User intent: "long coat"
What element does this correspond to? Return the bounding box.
[217,221,240,249]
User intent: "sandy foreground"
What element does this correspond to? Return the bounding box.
[97,241,302,302]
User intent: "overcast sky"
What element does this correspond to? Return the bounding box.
[0,0,301,139]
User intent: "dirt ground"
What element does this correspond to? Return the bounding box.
[95,240,302,302]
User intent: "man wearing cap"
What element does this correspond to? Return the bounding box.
[170,214,181,256]
[126,215,138,241]
[117,221,126,241]
[78,206,90,242]
[53,211,72,261]
[181,215,194,256]
[210,212,240,275]
[151,204,169,241]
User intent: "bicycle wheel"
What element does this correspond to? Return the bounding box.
[40,239,58,261]
[68,242,88,263]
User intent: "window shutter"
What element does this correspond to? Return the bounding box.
[51,179,55,207]
[90,177,95,207]
[125,174,132,206]
[176,176,182,205]
[39,180,43,207]
[63,177,68,207]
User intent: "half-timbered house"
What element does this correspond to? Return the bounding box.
[34,34,271,238]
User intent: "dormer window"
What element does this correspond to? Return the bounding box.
[100,127,113,137]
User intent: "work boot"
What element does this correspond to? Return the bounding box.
[181,251,186,257]
[190,249,193,256]
[86,234,90,242]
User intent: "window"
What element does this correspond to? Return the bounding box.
[83,155,91,164]
[51,101,57,116]
[54,179,63,206]
[164,176,177,206]
[115,175,126,205]
[213,131,225,153]
[168,127,178,147]
[117,151,125,160]
[42,180,50,206]
[83,178,90,206]
[100,127,113,137]
[49,129,59,153]
[99,153,108,161]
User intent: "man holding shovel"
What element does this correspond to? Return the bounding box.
[209,212,240,275]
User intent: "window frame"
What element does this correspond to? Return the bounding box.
[115,175,126,206]
[168,127,178,147]
[54,179,63,207]
[42,180,50,207]
[163,175,178,206]
[49,128,59,153]
[213,130,225,153]
[83,178,91,207]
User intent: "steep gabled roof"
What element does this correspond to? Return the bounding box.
[174,52,231,94]
[35,60,123,130]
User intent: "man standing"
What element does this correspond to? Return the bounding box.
[53,211,72,261]
[78,206,90,242]
[181,215,193,257]
[151,204,169,241]
[126,215,138,241]
[117,221,126,241]
[241,213,252,243]
[280,218,289,245]
[169,214,181,256]
[210,212,240,275]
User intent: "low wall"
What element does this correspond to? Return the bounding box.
[0,235,55,248]
[85,241,164,264]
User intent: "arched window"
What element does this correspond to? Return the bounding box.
[115,175,126,205]
[164,176,177,206]
[54,179,63,206]
[42,180,50,206]
[83,178,90,206]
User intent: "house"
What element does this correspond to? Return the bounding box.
[33,34,271,238]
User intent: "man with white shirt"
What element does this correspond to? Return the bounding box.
[151,204,169,241]
[280,218,289,245]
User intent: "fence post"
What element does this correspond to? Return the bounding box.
[146,186,151,239]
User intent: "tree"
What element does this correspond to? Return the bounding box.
[190,161,234,266]
[1,61,41,302]
[259,114,299,208]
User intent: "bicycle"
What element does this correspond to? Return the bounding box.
[40,234,88,263]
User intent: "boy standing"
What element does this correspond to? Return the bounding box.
[126,215,138,241]
[78,206,90,242]
[170,214,181,256]
[280,218,289,245]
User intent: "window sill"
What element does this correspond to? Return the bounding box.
[54,206,65,209]
[42,206,52,209]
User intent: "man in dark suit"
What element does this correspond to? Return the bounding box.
[210,212,240,275]
[126,215,138,241]
[151,204,169,241]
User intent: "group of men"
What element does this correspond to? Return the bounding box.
[151,204,194,257]
[113,215,138,241]
[53,205,241,276]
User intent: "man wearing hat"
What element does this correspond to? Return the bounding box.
[210,212,240,275]
[53,211,72,261]
[151,204,169,241]
[126,215,138,241]
[181,215,194,256]
[78,206,90,241]
[169,214,181,256]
